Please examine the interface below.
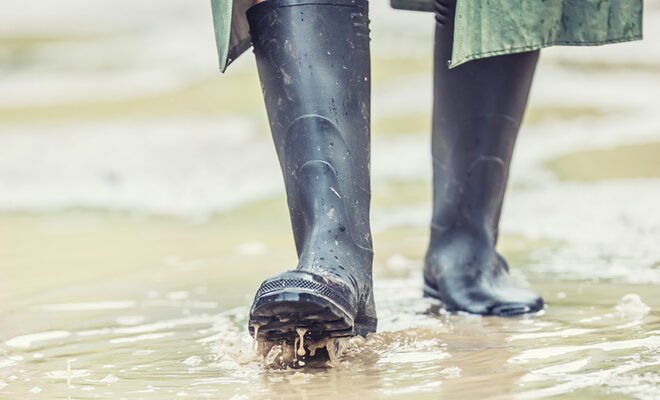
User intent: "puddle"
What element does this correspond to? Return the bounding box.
[1,1,660,399]
[1,281,658,399]
[0,213,658,399]
[546,141,660,181]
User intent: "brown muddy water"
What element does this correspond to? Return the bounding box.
[1,1,660,399]
[0,206,658,400]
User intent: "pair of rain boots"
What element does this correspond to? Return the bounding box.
[246,0,543,343]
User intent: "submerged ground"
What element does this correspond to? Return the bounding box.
[1,1,659,399]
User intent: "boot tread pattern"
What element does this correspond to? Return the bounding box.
[255,278,355,313]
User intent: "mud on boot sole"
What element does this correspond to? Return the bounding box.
[249,277,376,342]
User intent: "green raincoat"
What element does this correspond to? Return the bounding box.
[210,0,643,72]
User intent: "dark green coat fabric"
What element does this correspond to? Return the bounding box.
[211,0,643,72]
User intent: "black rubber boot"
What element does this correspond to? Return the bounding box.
[423,0,544,316]
[246,0,376,341]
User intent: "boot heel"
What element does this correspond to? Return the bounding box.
[353,315,377,338]
[422,279,442,299]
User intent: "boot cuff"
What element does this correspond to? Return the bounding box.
[247,0,368,25]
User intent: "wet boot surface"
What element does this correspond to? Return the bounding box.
[246,0,377,343]
[424,0,544,316]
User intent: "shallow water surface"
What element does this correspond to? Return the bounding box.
[0,213,659,400]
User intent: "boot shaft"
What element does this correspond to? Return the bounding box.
[248,0,371,160]
[431,0,539,241]
[247,0,373,256]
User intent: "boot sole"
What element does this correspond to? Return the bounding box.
[249,276,376,342]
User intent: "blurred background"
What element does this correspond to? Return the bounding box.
[0,1,659,399]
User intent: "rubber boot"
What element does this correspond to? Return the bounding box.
[422,0,544,316]
[246,0,376,341]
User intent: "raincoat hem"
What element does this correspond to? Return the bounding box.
[222,38,252,72]
[449,34,644,69]
[212,0,233,72]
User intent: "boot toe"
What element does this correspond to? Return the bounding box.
[488,295,544,317]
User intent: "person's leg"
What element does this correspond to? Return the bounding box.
[246,0,376,341]
[423,0,543,316]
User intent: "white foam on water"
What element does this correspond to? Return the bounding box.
[109,332,174,344]
[46,369,93,380]
[116,315,147,326]
[521,358,592,382]
[510,335,660,364]
[112,314,217,335]
[517,357,660,400]
[5,330,71,349]
[132,350,156,356]
[0,117,279,220]
[182,356,203,367]
[615,294,652,319]
[509,328,595,341]
[99,374,119,383]
[78,328,112,337]
[610,372,660,400]
[376,350,449,365]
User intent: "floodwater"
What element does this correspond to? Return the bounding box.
[0,213,659,399]
[1,1,660,399]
